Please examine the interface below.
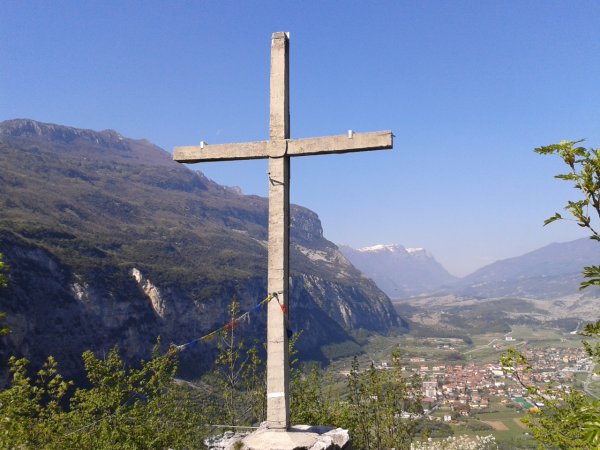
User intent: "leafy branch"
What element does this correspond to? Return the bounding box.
[535,140,600,288]
[517,139,600,448]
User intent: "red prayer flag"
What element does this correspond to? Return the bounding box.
[225,320,238,331]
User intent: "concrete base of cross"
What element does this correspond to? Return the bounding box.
[205,423,352,450]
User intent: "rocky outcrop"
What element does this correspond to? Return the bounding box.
[131,268,167,318]
[0,119,129,151]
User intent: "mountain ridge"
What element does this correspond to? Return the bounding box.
[342,238,599,300]
[340,243,457,298]
[0,118,403,383]
[450,237,600,298]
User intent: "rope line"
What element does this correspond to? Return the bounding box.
[168,292,284,355]
[64,414,116,436]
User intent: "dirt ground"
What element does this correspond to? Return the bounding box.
[482,420,509,431]
[513,417,528,430]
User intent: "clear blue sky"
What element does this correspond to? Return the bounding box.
[2,1,599,276]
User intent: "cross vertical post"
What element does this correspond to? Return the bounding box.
[266,31,290,430]
[172,31,393,435]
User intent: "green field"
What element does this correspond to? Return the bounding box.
[411,401,536,449]
[468,399,537,449]
[509,325,585,348]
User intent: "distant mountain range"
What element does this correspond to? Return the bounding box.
[339,244,457,298]
[0,119,402,383]
[341,239,599,299]
[452,238,599,298]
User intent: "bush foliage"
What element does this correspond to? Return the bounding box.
[0,342,210,449]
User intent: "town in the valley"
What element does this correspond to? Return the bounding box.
[409,344,594,419]
[339,330,598,426]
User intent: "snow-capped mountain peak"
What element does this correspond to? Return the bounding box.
[355,244,430,258]
[358,243,404,253]
[339,243,456,298]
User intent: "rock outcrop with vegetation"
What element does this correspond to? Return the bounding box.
[0,119,403,382]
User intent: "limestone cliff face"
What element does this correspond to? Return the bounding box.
[0,232,160,385]
[0,119,403,382]
[131,268,167,318]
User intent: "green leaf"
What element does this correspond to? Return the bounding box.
[555,173,578,181]
[580,265,600,290]
[543,213,563,226]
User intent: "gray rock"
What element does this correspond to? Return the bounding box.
[205,423,352,450]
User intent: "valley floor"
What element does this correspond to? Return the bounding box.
[323,294,600,449]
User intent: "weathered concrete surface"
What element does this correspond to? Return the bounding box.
[266,153,291,429]
[266,31,292,430]
[205,424,352,450]
[287,131,392,157]
[173,131,392,163]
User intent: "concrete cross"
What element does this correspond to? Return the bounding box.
[173,32,393,430]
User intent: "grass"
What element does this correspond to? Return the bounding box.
[509,325,581,345]
[468,400,537,448]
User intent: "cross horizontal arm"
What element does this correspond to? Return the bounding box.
[172,131,393,163]
[287,130,392,157]
[173,140,271,163]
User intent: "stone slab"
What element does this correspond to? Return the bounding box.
[242,424,351,450]
[205,423,351,450]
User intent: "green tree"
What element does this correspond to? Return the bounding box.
[337,350,422,450]
[243,341,266,423]
[66,342,208,449]
[497,140,600,449]
[0,356,72,449]
[534,140,600,288]
[213,297,265,425]
[290,363,338,426]
[535,140,600,445]
[0,342,209,449]
[291,348,423,449]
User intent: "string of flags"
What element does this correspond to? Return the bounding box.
[166,291,286,357]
